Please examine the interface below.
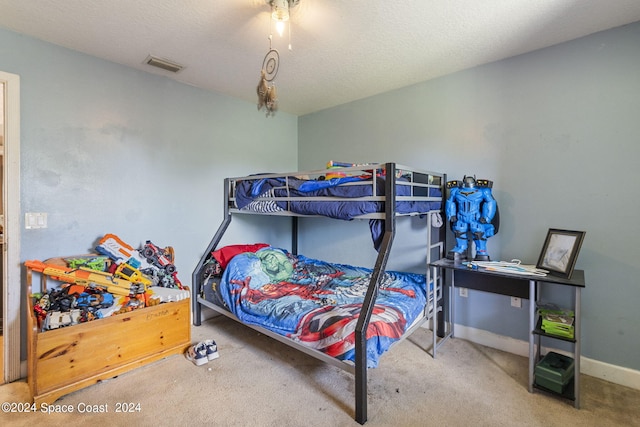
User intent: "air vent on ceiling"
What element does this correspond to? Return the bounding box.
[144,55,184,73]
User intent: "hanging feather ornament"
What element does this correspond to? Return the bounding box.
[257,69,269,111]
[265,84,278,115]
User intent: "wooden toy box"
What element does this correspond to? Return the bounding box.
[26,264,191,405]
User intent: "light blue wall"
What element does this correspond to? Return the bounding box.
[298,22,640,371]
[3,20,639,374]
[0,28,297,322]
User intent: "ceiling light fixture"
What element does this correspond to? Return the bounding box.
[271,0,289,37]
[269,0,299,49]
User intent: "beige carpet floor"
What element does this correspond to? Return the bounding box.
[2,315,639,426]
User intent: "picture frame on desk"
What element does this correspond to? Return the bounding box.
[536,228,586,279]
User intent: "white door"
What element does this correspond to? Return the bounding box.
[0,71,21,383]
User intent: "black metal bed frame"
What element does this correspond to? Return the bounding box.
[191,163,447,424]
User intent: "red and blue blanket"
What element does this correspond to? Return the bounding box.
[216,246,428,368]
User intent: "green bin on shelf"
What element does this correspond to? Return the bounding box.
[534,352,575,394]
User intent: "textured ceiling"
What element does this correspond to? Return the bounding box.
[1,1,640,115]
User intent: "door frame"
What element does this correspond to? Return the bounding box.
[1,70,21,382]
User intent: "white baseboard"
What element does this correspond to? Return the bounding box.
[451,323,640,391]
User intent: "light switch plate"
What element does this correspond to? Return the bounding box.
[25,212,47,229]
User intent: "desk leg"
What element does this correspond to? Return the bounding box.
[528,279,536,393]
[451,271,456,339]
[575,287,581,408]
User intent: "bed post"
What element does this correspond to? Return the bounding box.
[291,217,298,255]
[191,178,233,326]
[354,163,396,424]
[437,173,448,338]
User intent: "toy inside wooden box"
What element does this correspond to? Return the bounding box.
[25,245,191,405]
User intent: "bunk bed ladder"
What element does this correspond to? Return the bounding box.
[354,163,396,425]
[431,172,451,356]
[192,178,233,326]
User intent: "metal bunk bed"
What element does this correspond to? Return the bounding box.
[191,162,449,424]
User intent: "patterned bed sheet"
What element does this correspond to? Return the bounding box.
[206,246,429,368]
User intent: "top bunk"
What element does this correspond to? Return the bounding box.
[225,162,445,220]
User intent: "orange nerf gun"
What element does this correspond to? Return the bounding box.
[25,260,145,296]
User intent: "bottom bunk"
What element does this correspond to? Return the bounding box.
[202,244,434,368]
[194,243,444,423]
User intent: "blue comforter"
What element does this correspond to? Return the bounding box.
[218,247,428,368]
[234,175,441,250]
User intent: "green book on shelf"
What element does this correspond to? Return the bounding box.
[538,307,575,339]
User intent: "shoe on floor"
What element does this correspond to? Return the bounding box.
[203,339,219,361]
[185,343,208,366]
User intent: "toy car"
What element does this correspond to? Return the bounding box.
[141,241,177,274]
[75,292,115,308]
[43,309,81,330]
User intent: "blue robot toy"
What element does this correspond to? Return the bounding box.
[445,176,498,261]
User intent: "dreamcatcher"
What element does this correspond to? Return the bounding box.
[257,47,279,116]
[257,0,300,116]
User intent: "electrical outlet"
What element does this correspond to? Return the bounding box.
[511,296,522,308]
[459,287,468,298]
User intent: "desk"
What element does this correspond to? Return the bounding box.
[429,258,585,408]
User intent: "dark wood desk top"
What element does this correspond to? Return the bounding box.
[430,258,585,288]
